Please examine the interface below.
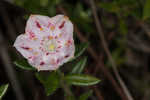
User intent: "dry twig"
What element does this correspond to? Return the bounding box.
[89,0,133,100]
[0,29,25,100]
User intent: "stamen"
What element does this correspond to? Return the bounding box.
[34,52,38,55]
[48,36,53,40]
[40,28,43,31]
[50,26,55,31]
[33,37,37,40]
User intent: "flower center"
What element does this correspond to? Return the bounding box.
[49,43,55,51]
[44,39,57,52]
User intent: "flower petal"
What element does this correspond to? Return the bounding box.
[13,34,42,59]
[52,15,73,39]
[14,14,75,71]
[25,14,50,36]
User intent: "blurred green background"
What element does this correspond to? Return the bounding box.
[1,0,150,100]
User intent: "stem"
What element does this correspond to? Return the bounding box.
[89,0,133,100]
[57,70,75,100]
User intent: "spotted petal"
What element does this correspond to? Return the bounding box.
[14,14,75,71]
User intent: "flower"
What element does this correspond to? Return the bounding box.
[14,14,75,71]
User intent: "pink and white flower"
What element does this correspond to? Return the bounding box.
[14,14,75,71]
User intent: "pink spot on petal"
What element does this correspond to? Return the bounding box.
[65,39,72,46]
[28,56,36,61]
[29,31,35,39]
[56,59,60,64]
[57,46,61,48]
[40,61,45,65]
[28,56,32,59]
[64,55,69,58]
[51,59,56,65]
[21,46,30,50]
[55,36,58,39]
[35,21,41,28]
[57,41,61,43]
[40,42,43,45]
[47,22,52,27]
[56,50,59,52]
[59,21,65,29]
[68,40,72,44]
[46,52,49,55]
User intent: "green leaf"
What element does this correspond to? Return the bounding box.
[143,0,150,20]
[79,90,93,100]
[14,0,25,6]
[71,57,87,74]
[119,19,128,35]
[35,72,60,96]
[71,3,94,34]
[40,0,49,7]
[14,59,36,71]
[75,3,92,23]
[0,84,9,99]
[98,2,120,13]
[66,96,76,100]
[75,43,89,58]
[65,74,100,86]
[70,43,88,62]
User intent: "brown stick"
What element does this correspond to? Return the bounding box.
[0,29,25,100]
[138,20,150,38]
[57,5,127,100]
[89,0,133,100]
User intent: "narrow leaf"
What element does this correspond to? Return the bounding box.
[65,74,100,86]
[75,43,88,58]
[14,59,36,71]
[70,43,88,62]
[119,19,128,35]
[0,84,9,99]
[35,72,60,96]
[71,57,87,74]
[79,90,93,100]
[143,0,150,20]
[98,2,120,13]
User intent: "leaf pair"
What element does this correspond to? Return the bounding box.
[35,72,100,96]
[68,43,100,86]
[71,57,87,74]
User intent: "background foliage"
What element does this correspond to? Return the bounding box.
[1,0,150,100]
